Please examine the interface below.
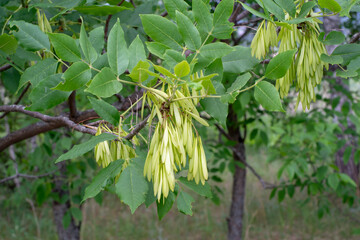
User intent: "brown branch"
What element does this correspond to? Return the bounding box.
[0,83,31,120]
[68,91,78,119]
[0,170,58,184]
[124,115,149,140]
[0,89,146,152]
[0,121,64,152]
[350,32,360,43]
[215,123,232,140]
[235,18,262,26]
[0,64,11,72]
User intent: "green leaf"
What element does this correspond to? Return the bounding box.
[48,33,81,62]
[278,189,286,202]
[82,160,124,203]
[174,60,190,78]
[85,67,122,98]
[318,0,342,13]
[140,14,183,51]
[17,58,58,91]
[327,173,339,190]
[260,0,285,21]
[0,34,17,55]
[339,0,360,17]
[212,22,234,39]
[213,0,233,27]
[128,60,150,82]
[265,49,297,80]
[332,44,360,65]
[80,22,98,64]
[176,11,201,51]
[9,20,50,51]
[53,62,91,91]
[63,211,71,229]
[1,68,20,94]
[153,64,177,79]
[178,177,212,198]
[88,97,120,126]
[107,19,129,76]
[115,163,149,213]
[239,2,269,20]
[74,5,128,15]
[298,1,316,18]
[27,74,71,111]
[274,0,296,17]
[145,42,169,59]
[128,36,146,71]
[55,133,118,163]
[222,46,260,74]
[348,56,360,73]
[177,191,194,216]
[164,0,190,20]
[336,69,358,78]
[193,0,213,34]
[320,53,343,64]
[70,207,82,221]
[89,27,105,55]
[201,97,228,126]
[319,31,345,45]
[163,49,186,69]
[156,191,176,220]
[343,146,352,165]
[144,181,157,207]
[221,73,251,103]
[221,72,251,103]
[200,42,233,59]
[339,173,357,187]
[254,81,285,112]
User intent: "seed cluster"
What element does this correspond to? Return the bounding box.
[251,12,329,110]
[144,87,209,201]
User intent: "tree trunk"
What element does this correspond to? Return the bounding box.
[52,162,81,240]
[227,105,247,240]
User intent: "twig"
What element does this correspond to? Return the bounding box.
[215,123,277,189]
[129,0,135,8]
[350,32,360,43]
[0,83,31,120]
[0,64,11,72]
[68,91,78,119]
[235,18,262,26]
[0,170,58,184]
[124,115,150,140]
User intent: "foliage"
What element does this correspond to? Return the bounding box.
[0,0,360,237]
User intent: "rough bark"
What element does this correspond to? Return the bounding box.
[52,162,81,240]
[227,105,247,240]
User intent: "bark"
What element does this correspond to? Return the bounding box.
[227,105,247,240]
[52,162,81,240]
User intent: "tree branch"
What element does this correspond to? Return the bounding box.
[0,170,58,184]
[68,91,78,119]
[0,64,11,72]
[216,123,277,189]
[0,83,31,120]
[124,115,149,140]
[350,32,360,43]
